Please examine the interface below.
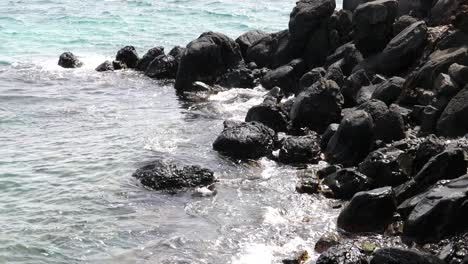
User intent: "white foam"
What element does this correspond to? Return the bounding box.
[231,243,274,264]
[208,86,266,120]
[262,206,287,225]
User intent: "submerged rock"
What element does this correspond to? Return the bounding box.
[58,52,83,68]
[212,121,275,159]
[175,32,242,91]
[95,60,113,72]
[337,187,397,233]
[132,160,215,191]
[116,46,139,69]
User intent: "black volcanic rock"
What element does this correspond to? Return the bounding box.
[58,52,83,68]
[116,46,139,68]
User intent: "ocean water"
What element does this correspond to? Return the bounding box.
[0,0,342,263]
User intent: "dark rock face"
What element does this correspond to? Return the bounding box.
[235,30,269,58]
[175,32,242,91]
[212,121,275,159]
[168,46,185,64]
[316,244,368,264]
[322,168,371,200]
[95,60,113,72]
[454,6,468,35]
[261,59,306,95]
[299,67,326,91]
[136,46,164,71]
[343,0,370,12]
[404,174,468,243]
[112,60,127,70]
[341,69,372,106]
[291,78,344,133]
[326,110,374,166]
[216,65,255,88]
[58,52,83,68]
[337,187,397,233]
[320,123,339,149]
[448,63,468,86]
[358,21,427,76]
[395,148,466,203]
[370,248,445,264]
[372,77,405,105]
[245,96,288,132]
[145,55,178,79]
[352,0,398,56]
[326,43,364,76]
[132,160,215,191]
[433,73,460,98]
[288,0,336,44]
[437,86,468,137]
[278,133,321,164]
[430,0,459,25]
[116,46,139,68]
[358,147,408,187]
[393,15,419,36]
[245,30,296,69]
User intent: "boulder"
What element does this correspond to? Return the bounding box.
[175,32,242,91]
[288,0,336,44]
[353,0,398,56]
[116,46,139,68]
[278,133,321,164]
[448,63,468,86]
[58,52,83,68]
[395,148,467,203]
[260,59,306,95]
[337,187,397,233]
[299,67,326,91]
[132,160,215,191]
[235,30,269,58]
[404,174,468,243]
[437,86,468,137]
[355,84,377,105]
[245,30,296,68]
[430,0,459,25]
[370,248,445,264]
[291,78,344,133]
[325,64,345,87]
[320,123,339,149]
[145,55,178,79]
[372,77,405,105]
[325,43,364,76]
[393,15,419,36]
[317,244,368,264]
[326,110,374,166]
[433,73,460,98]
[296,169,320,194]
[341,69,372,107]
[245,96,289,132]
[212,121,275,159]
[420,105,440,134]
[358,147,408,187]
[454,5,468,34]
[136,46,164,71]
[322,168,372,200]
[217,65,255,88]
[317,164,341,179]
[303,23,334,68]
[357,21,428,76]
[343,0,370,12]
[95,60,113,72]
[112,60,126,70]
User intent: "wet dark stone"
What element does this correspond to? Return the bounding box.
[116,46,139,68]
[322,168,372,200]
[58,52,83,68]
[279,133,321,164]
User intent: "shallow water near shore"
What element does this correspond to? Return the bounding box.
[1,0,342,263]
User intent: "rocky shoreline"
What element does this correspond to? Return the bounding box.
[58,0,468,262]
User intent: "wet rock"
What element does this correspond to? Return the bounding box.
[353,0,398,56]
[372,77,405,106]
[245,96,289,132]
[112,60,127,70]
[288,0,336,44]
[235,30,269,58]
[217,65,255,88]
[116,46,139,69]
[395,148,466,203]
[279,133,321,164]
[370,248,445,264]
[437,86,468,137]
[245,30,296,69]
[315,233,342,253]
[409,135,447,176]
[448,63,468,86]
[393,15,419,36]
[316,244,368,264]
[338,187,397,233]
[326,43,364,76]
[358,21,427,76]
[325,64,345,87]
[296,169,320,194]
[291,78,344,133]
[261,59,306,95]
[136,46,164,71]
[95,60,113,72]
[168,46,185,62]
[326,110,374,166]
[317,164,341,179]
[175,32,242,91]
[58,52,83,68]
[404,174,468,243]
[299,67,326,91]
[358,147,408,187]
[341,69,372,107]
[212,121,275,159]
[132,160,215,191]
[320,123,339,150]
[145,55,178,79]
[322,168,371,200]
[434,73,460,98]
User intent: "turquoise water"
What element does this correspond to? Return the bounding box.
[0,1,342,263]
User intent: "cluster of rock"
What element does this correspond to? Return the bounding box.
[59,0,468,260]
